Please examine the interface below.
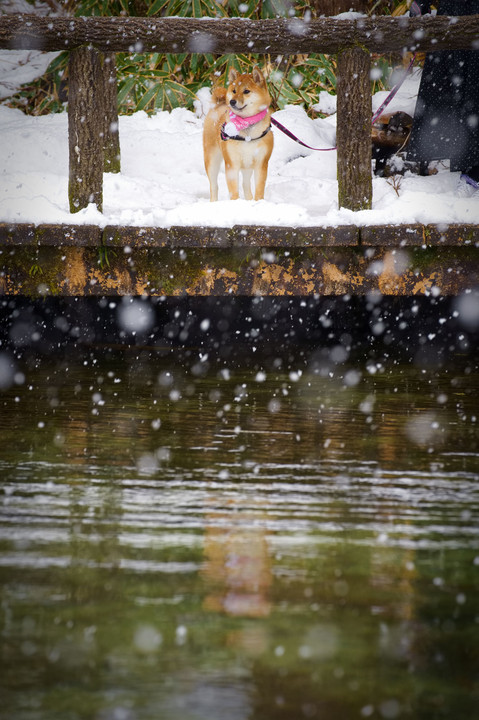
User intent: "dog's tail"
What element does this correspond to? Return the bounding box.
[211,86,227,105]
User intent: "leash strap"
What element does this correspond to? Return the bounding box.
[272,53,417,152]
[271,116,336,151]
[371,53,416,124]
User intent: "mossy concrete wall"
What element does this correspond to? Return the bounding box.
[0,223,477,297]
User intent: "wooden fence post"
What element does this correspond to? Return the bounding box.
[101,52,121,174]
[336,46,372,211]
[68,45,104,213]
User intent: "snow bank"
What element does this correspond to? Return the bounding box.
[0,1,59,100]
[1,81,478,228]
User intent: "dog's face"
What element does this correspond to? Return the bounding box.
[225,67,271,118]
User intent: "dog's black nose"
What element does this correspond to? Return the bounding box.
[230,99,237,107]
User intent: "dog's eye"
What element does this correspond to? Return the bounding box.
[243,89,250,94]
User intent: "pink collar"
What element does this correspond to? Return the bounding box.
[228,107,268,131]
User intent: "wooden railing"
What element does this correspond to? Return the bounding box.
[1,13,479,214]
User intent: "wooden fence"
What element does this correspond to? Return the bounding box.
[1,13,478,297]
[1,13,479,213]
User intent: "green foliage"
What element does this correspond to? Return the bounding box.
[5,0,402,117]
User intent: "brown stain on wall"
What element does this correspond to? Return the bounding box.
[322,261,353,294]
[378,251,408,295]
[213,268,240,295]
[64,247,88,294]
[412,274,440,295]
[89,267,134,294]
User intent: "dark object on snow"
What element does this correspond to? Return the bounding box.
[407,0,479,178]
[372,111,413,175]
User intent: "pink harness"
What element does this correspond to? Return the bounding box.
[227,107,268,131]
[221,108,271,142]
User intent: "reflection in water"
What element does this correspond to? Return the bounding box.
[202,497,272,617]
[0,353,478,720]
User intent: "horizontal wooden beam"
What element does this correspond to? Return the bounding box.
[1,223,477,297]
[1,14,478,55]
[0,223,358,248]
[1,223,478,247]
[0,223,479,250]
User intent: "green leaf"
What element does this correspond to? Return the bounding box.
[192,0,202,17]
[136,84,161,112]
[147,0,168,16]
[46,51,69,73]
[117,76,137,106]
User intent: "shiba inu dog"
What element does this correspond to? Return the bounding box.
[203,66,274,202]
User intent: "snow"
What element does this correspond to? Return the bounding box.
[0,1,60,100]
[1,61,479,228]
[0,50,59,100]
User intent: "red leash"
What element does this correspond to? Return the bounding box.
[271,115,336,151]
[371,54,416,124]
[271,54,416,152]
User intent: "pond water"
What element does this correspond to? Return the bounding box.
[1,339,478,720]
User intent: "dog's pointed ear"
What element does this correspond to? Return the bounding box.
[228,68,239,84]
[252,66,266,86]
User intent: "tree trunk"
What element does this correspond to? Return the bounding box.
[101,52,121,174]
[68,46,104,213]
[336,46,372,211]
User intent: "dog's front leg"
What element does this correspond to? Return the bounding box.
[254,160,268,201]
[225,161,240,200]
[241,169,253,201]
[205,146,222,202]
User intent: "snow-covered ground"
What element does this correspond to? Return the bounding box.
[1,49,478,228]
[0,1,58,100]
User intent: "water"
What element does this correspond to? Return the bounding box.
[1,350,478,720]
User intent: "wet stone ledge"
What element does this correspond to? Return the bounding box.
[0,223,478,297]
